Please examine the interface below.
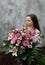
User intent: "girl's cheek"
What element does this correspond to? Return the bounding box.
[26,21,29,25]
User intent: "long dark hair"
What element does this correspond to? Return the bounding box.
[26,14,40,31]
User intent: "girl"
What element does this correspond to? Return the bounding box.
[21,14,42,65]
[22,14,42,47]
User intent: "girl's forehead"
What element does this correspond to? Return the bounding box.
[26,16,31,20]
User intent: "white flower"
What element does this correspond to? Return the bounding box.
[8,37,11,40]
[28,45,32,48]
[12,52,17,56]
[3,43,6,46]
[32,33,41,43]
[16,43,19,46]
[9,47,18,56]
[9,49,17,56]
[12,29,15,32]
[9,49,12,52]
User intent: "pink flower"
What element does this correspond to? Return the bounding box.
[22,40,29,47]
[30,28,36,36]
[8,31,15,39]
[16,39,21,44]
[16,33,21,38]
[25,32,30,38]
[18,36,22,40]
[10,35,17,44]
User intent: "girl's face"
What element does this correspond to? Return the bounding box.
[26,16,34,27]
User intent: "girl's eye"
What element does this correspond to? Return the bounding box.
[26,20,30,22]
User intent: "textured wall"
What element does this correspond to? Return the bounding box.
[0,0,45,44]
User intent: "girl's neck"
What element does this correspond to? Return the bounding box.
[26,25,34,31]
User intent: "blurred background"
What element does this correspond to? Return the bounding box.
[0,0,45,46]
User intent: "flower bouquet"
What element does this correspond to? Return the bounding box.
[2,26,43,56]
[2,27,44,65]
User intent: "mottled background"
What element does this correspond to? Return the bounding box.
[0,0,45,45]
